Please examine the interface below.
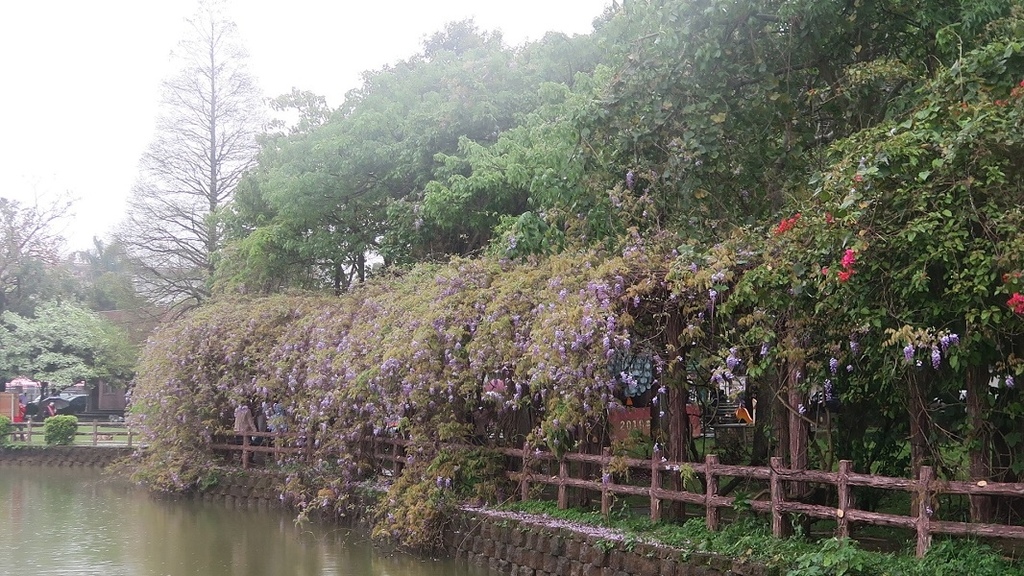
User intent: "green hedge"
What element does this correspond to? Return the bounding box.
[0,415,12,447]
[44,415,78,446]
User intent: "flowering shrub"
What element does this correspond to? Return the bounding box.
[130,249,674,542]
[130,19,1024,544]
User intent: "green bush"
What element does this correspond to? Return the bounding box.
[44,415,78,445]
[0,415,12,447]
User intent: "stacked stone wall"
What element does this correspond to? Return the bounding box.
[0,446,131,467]
[448,511,777,576]
[194,470,285,510]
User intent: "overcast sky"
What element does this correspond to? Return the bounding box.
[0,0,610,252]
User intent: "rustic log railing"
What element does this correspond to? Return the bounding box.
[206,434,1024,557]
[5,421,135,447]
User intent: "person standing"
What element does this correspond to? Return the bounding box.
[46,402,57,418]
[233,403,256,438]
[233,403,257,466]
[14,400,26,441]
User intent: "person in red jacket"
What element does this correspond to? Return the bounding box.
[14,400,26,440]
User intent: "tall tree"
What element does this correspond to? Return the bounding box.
[0,196,71,315]
[118,0,262,313]
[0,301,137,388]
[73,237,144,312]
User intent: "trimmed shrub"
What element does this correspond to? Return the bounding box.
[44,415,78,446]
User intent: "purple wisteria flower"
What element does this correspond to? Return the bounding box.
[761,342,770,357]
[829,357,839,375]
[931,347,941,370]
[1007,376,1016,389]
[726,348,741,370]
[903,344,915,364]
[626,170,636,190]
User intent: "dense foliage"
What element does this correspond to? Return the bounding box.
[0,301,136,388]
[132,0,1024,557]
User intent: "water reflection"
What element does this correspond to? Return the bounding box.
[0,466,487,576]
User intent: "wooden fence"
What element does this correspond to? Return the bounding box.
[5,421,135,447]
[204,433,1024,557]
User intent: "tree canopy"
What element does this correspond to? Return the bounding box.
[0,300,136,388]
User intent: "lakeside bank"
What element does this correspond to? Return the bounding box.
[0,446,774,576]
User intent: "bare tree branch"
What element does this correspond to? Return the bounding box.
[117,0,263,313]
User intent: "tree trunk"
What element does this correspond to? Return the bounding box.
[787,360,807,496]
[664,308,690,520]
[907,371,930,516]
[967,365,992,522]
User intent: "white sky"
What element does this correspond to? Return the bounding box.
[0,0,610,252]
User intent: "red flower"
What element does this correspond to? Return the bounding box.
[838,271,853,283]
[853,174,864,182]
[821,267,829,276]
[825,212,835,224]
[773,213,802,236]
[1009,293,1024,314]
[841,249,857,270]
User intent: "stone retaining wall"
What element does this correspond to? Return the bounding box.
[0,446,132,467]
[193,470,286,510]
[449,510,777,576]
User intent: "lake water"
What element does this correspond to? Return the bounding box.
[0,466,490,576]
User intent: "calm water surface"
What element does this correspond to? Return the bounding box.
[0,466,490,576]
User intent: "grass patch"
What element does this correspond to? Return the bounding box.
[499,500,1024,575]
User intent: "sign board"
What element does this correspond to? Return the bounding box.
[609,407,651,443]
[0,393,15,420]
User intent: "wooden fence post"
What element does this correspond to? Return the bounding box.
[392,439,402,477]
[650,446,662,523]
[770,456,786,538]
[127,425,133,448]
[916,465,934,558]
[27,420,33,443]
[837,460,852,538]
[242,433,251,469]
[520,441,531,501]
[601,447,611,521]
[558,457,568,510]
[705,454,720,531]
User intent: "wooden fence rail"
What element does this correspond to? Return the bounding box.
[202,434,1024,557]
[4,421,135,447]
